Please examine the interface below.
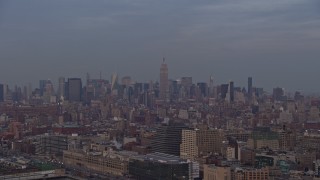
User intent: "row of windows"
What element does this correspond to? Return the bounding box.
[64,154,124,169]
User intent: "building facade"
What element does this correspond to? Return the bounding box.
[129,152,197,180]
[180,128,225,160]
[67,78,82,102]
[203,164,231,180]
[35,135,68,156]
[151,123,187,156]
[233,167,269,180]
[63,149,133,176]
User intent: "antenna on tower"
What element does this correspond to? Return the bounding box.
[163,57,165,63]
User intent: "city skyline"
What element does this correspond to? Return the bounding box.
[0,69,314,95]
[1,0,320,92]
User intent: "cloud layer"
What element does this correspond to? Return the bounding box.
[0,0,320,92]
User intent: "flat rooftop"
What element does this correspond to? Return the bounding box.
[131,152,188,164]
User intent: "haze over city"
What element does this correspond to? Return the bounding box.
[3,1,320,180]
[1,0,320,92]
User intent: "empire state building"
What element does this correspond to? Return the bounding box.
[160,58,168,101]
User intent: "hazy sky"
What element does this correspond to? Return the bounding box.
[1,0,320,93]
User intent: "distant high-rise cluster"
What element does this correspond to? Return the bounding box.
[1,59,320,180]
[0,60,274,106]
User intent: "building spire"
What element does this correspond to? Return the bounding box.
[163,57,165,63]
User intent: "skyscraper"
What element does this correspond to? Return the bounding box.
[121,76,132,86]
[39,80,47,96]
[0,84,4,102]
[229,81,234,102]
[181,77,193,98]
[67,78,82,102]
[160,58,168,100]
[39,79,54,97]
[181,77,193,87]
[111,73,118,91]
[220,84,229,99]
[27,83,32,99]
[273,87,285,101]
[248,77,253,99]
[151,122,187,156]
[197,82,208,97]
[209,75,214,97]
[58,77,65,99]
